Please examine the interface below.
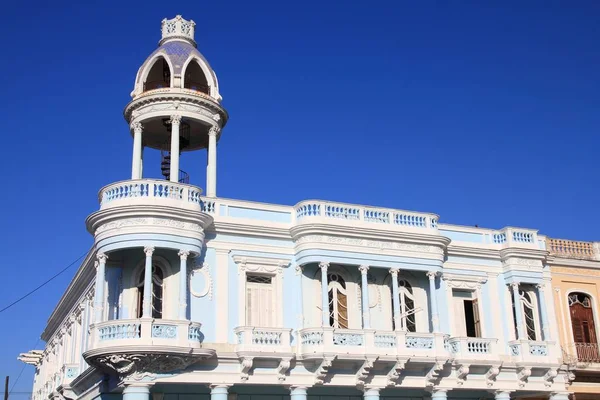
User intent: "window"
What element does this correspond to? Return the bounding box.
[392,279,417,332]
[246,274,275,327]
[328,272,349,329]
[512,287,539,341]
[136,264,164,319]
[452,290,481,337]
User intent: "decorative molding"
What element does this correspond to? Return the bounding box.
[552,266,600,277]
[93,353,199,377]
[442,273,487,290]
[502,257,542,269]
[425,361,445,387]
[96,253,108,263]
[315,357,335,385]
[295,264,303,276]
[240,357,254,381]
[386,359,406,386]
[544,368,558,387]
[178,250,190,260]
[95,218,203,234]
[485,365,501,387]
[295,235,444,255]
[209,126,221,136]
[456,364,470,385]
[130,121,143,132]
[169,114,182,125]
[276,358,292,382]
[517,366,531,388]
[190,262,212,300]
[144,246,155,256]
[355,358,375,387]
[233,256,289,276]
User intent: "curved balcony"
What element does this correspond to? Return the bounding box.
[98,179,209,212]
[84,318,214,376]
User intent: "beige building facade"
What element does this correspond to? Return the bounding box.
[548,239,600,400]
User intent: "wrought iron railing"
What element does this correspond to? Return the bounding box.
[565,342,600,364]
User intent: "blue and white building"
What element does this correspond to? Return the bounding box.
[19,15,572,400]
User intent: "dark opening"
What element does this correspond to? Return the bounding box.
[464,300,477,337]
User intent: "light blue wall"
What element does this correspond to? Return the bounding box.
[481,280,494,337]
[105,266,122,320]
[497,274,513,347]
[222,205,292,223]
[208,233,293,248]
[283,262,301,344]
[439,229,484,243]
[296,249,442,271]
[445,256,502,267]
[228,254,239,343]
[190,247,215,342]
[437,277,451,333]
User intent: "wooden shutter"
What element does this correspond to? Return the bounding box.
[246,275,274,327]
[473,298,482,338]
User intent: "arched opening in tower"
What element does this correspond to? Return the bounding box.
[144,57,171,91]
[184,60,209,94]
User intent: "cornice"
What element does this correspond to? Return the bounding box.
[123,90,228,124]
[499,247,548,261]
[290,223,451,249]
[42,248,95,342]
[546,256,600,269]
[446,245,502,260]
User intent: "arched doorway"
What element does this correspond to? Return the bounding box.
[144,57,171,91]
[569,292,599,362]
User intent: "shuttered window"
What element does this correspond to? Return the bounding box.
[246,274,274,327]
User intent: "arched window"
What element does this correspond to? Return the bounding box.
[569,292,597,344]
[512,287,539,340]
[183,60,209,94]
[328,272,349,329]
[136,264,164,319]
[144,57,171,91]
[392,279,416,332]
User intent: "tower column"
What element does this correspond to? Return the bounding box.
[206,126,220,197]
[290,386,307,400]
[169,115,182,182]
[359,265,371,329]
[319,262,329,326]
[131,122,143,179]
[93,253,108,323]
[178,250,190,320]
[142,246,155,318]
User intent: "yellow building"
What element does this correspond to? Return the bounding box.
[548,238,600,400]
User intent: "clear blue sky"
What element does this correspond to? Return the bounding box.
[1,0,599,394]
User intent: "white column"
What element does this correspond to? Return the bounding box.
[206,125,220,197]
[122,385,151,400]
[290,386,307,400]
[359,265,371,329]
[390,268,401,331]
[93,253,107,323]
[79,299,90,371]
[494,391,511,400]
[363,388,379,400]
[319,262,330,327]
[169,115,182,182]
[537,283,551,340]
[131,122,143,179]
[475,285,486,337]
[427,271,440,332]
[210,385,230,400]
[555,287,571,347]
[511,282,525,340]
[431,389,448,400]
[178,250,190,320]
[549,393,570,400]
[142,246,155,318]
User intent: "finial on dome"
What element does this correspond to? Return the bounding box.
[159,15,196,47]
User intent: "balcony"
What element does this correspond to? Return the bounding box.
[234,326,293,356]
[445,336,499,363]
[84,318,214,376]
[490,227,540,249]
[184,81,210,95]
[298,328,447,360]
[143,80,170,91]
[563,342,600,365]
[548,238,599,261]
[293,200,439,236]
[98,179,207,212]
[508,340,558,363]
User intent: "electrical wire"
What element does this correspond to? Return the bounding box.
[9,337,41,396]
[0,251,88,314]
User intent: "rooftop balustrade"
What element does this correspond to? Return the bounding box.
[548,238,599,261]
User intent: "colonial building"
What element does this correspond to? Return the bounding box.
[19,15,577,400]
[547,239,600,400]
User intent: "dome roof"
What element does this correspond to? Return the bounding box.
[131,15,221,101]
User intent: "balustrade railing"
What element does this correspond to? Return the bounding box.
[92,319,203,349]
[98,179,205,211]
[548,238,598,260]
[490,227,538,248]
[234,327,292,352]
[446,337,497,360]
[294,201,438,230]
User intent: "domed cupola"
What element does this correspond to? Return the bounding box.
[124,15,227,197]
[130,15,222,101]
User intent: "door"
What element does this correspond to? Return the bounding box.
[246,275,275,327]
[570,293,598,361]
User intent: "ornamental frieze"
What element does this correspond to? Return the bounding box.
[501,258,542,269]
[96,218,202,234]
[295,234,443,255]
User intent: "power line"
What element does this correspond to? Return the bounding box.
[0,251,88,314]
